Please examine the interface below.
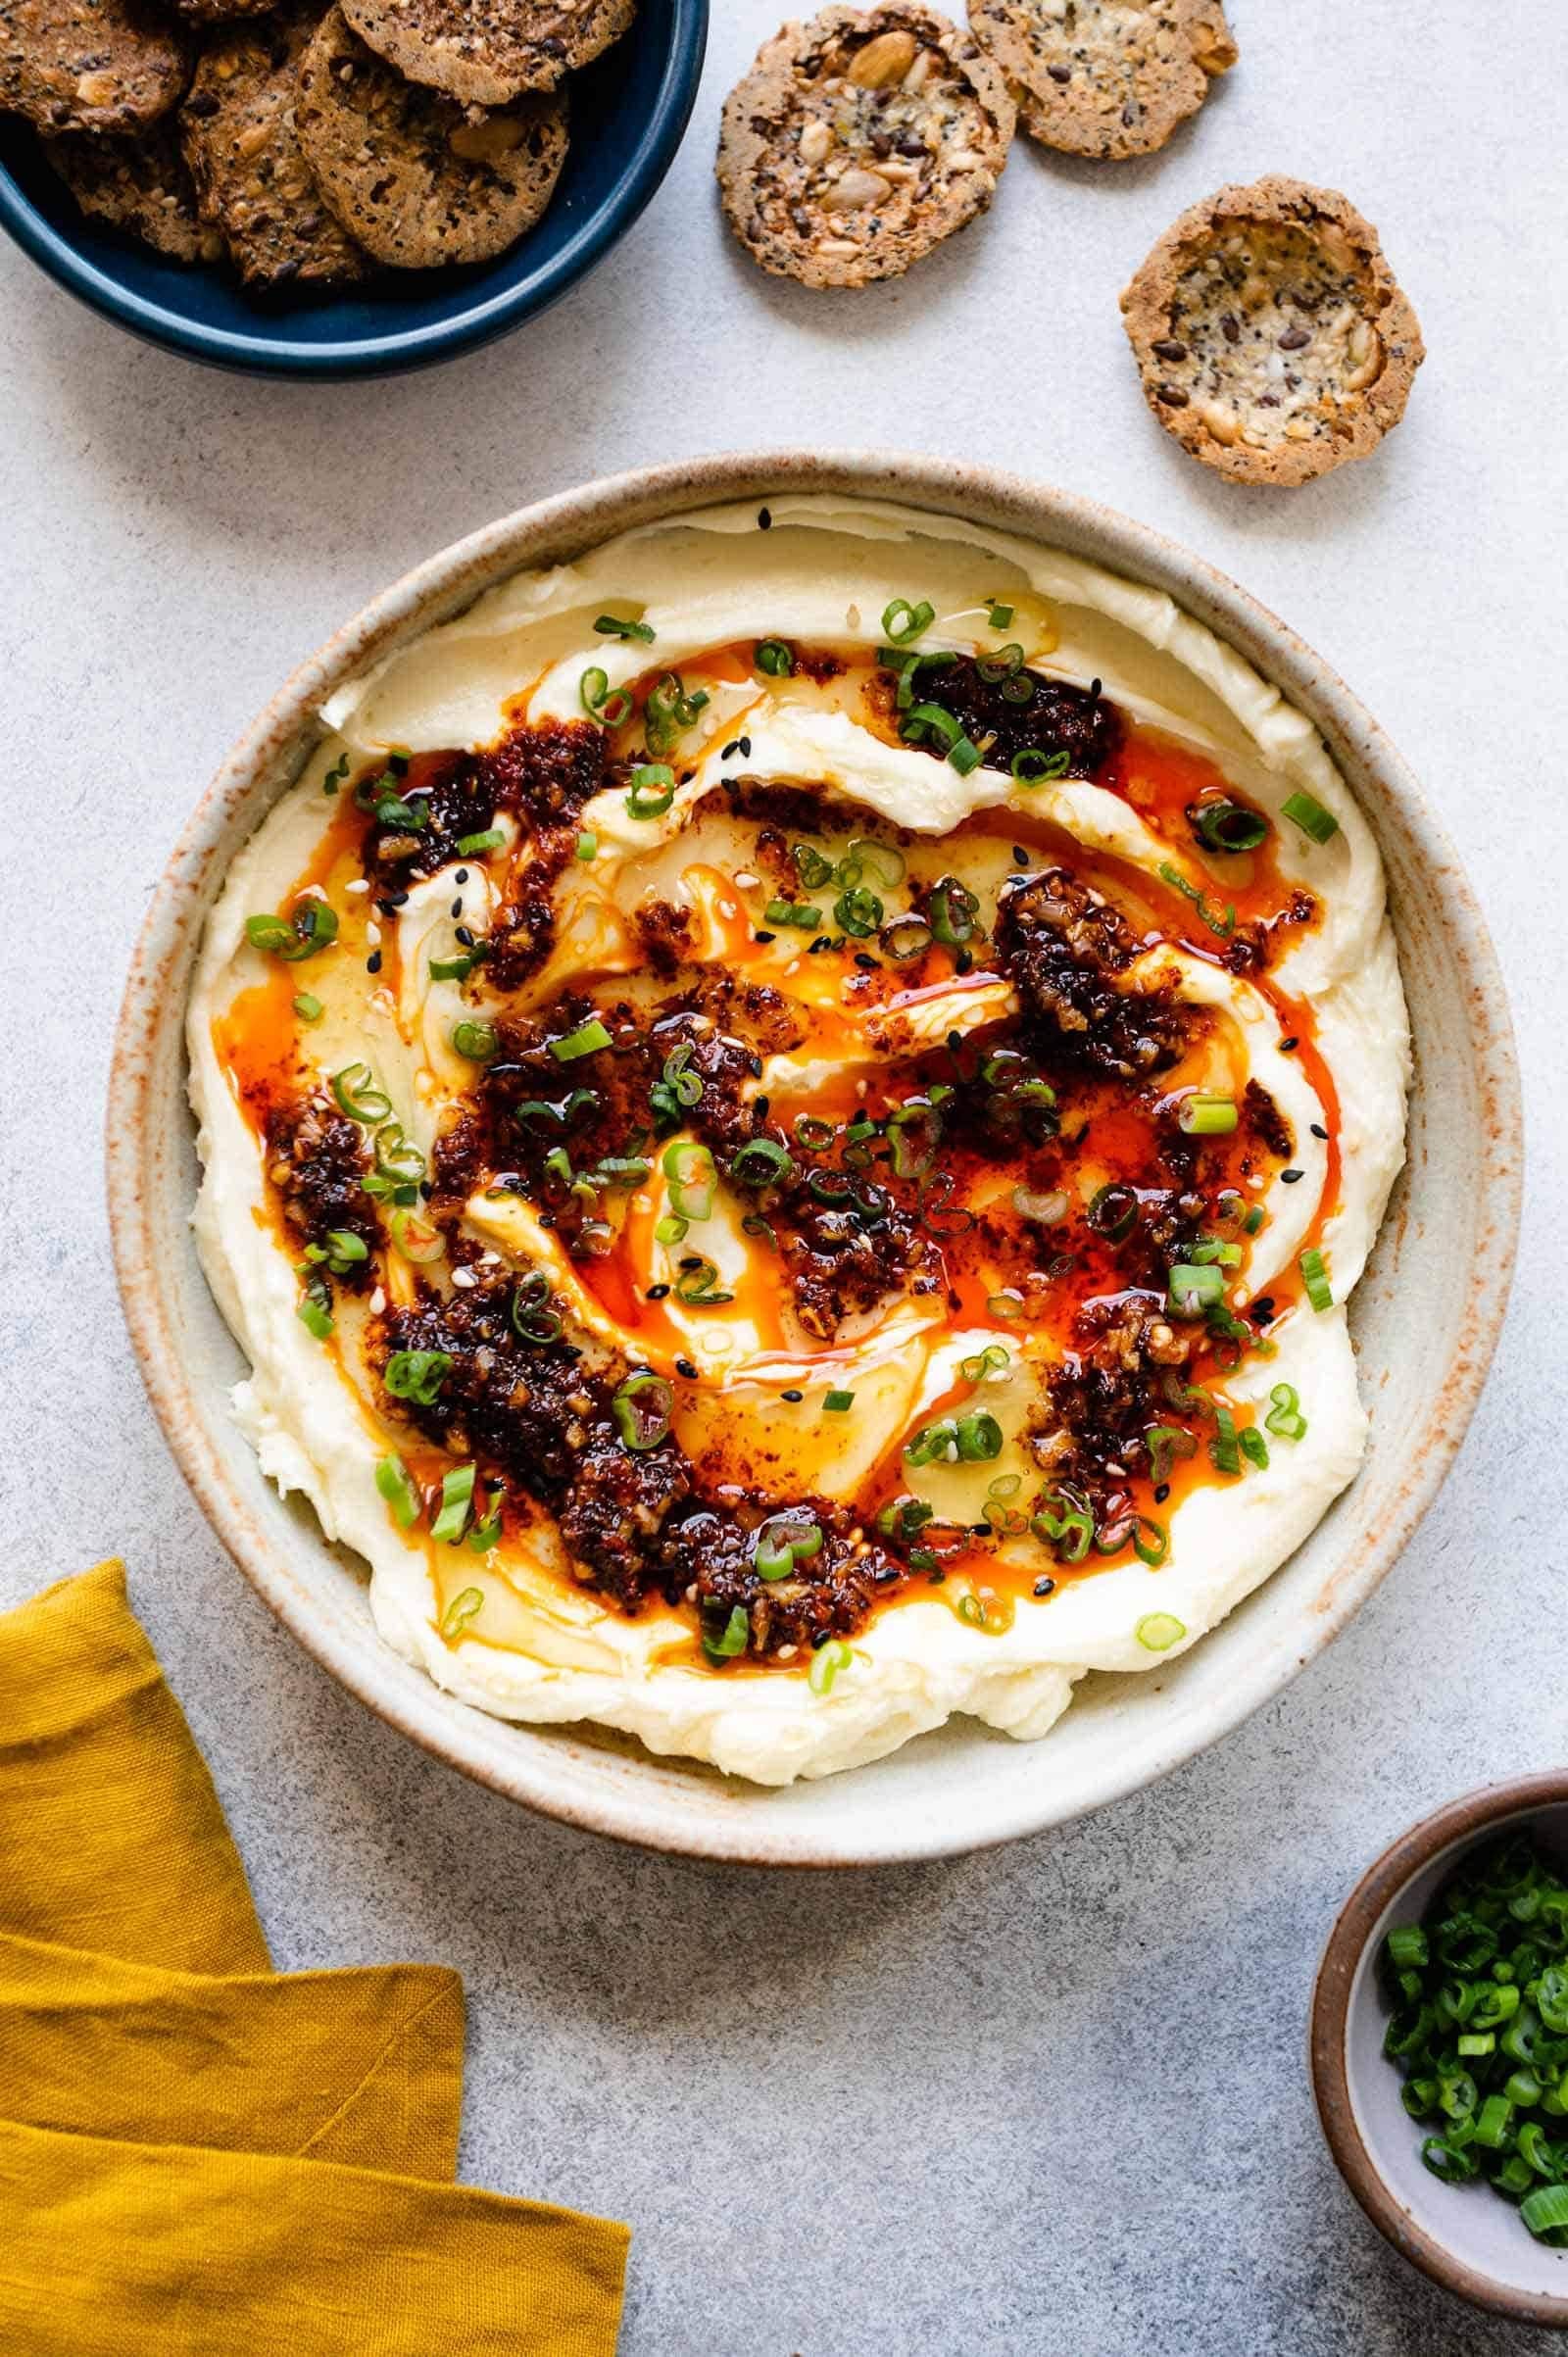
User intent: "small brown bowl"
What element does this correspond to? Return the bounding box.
[1312,1777,1568,2325]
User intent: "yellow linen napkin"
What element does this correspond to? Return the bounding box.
[0,1562,629,2355]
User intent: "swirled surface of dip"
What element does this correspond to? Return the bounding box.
[189,498,1409,1783]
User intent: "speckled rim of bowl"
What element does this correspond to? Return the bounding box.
[1311,1777,1568,2325]
[0,0,707,378]
[106,452,1523,1865]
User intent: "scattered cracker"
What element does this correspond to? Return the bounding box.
[968,0,1234,160]
[1120,177,1425,487]
[179,4,368,288]
[0,0,191,135]
[339,0,632,108]
[717,4,1014,290]
[297,5,566,269]
[169,0,275,26]
[45,119,221,257]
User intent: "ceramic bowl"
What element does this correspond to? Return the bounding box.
[1312,1779,1568,2324]
[107,453,1522,1864]
[0,0,706,378]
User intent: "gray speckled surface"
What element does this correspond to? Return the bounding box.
[1,2,1564,2349]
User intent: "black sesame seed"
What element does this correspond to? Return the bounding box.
[758,507,772,530]
[367,951,382,973]
[1310,1122,1328,1140]
[956,948,973,975]
[749,1055,763,1078]
[1153,1484,1170,1506]
[873,1565,900,1585]
[456,925,476,948]
[755,1095,770,1118]
[722,740,740,760]
[810,1627,832,1648]
[1280,1168,1303,1184]
[450,897,463,917]
[854,952,877,970]
[386,889,410,908]
[647,1283,670,1301]
[755,929,776,945]
[675,1357,699,1380]
[455,869,469,884]
[1252,1297,1276,1323]
[1012,846,1029,866]
[738,736,753,757]
[781,1389,804,1403]
[1280,1036,1298,1052]
[970,1522,991,1538]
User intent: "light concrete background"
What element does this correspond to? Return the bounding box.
[1,3,1563,2350]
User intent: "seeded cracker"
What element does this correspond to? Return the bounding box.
[297,5,565,268]
[717,5,1014,290]
[0,0,190,134]
[1120,176,1425,487]
[968,0,1235,161]
[338,0,632,108]
[180,3,368,288]
[45,119,221,255]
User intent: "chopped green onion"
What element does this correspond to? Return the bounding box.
[388,1206,444,1265]
[643,671,709,754]
[1523,2185,1568,2238]
[1265,1382,1309,1440]
[1144,1424,1197,1486]
[1193,800,1269,854]
[594,613,655,643]
[331,1063,391,1124]
[808,1638,852,1695]
[1238,1425,1269,1470]
[297,1292,333,1342]
[1132,1517,1169,1568]
[729,1137,794,1189]
[512,1272,563,1345]
[673,1255,732,1306]
[1210,1404,1241,1475]
[429,951,483,982]
[611,1371,673,1452]
[1282,790,1341,845]
[756,638,794,676]
[1299,1247,1333,1311]
[903,700,961,751]
[986,600,1013,629]
[384,1349,451,1406]
[701,1602,750,1663]
[457,826,507,856]
[375,1453,420,1530]
[948,735,983,778]
[928,876,978,946]
[321,752,350,796]
[654,1213,688,1248]
[1168,1262,1225,1317]
[1136,1613,1186,1652]
[880,914,932,961]
[246,899,339,962]
[579,666,634,727]
[792,843,835,888]
[763,898,822,929]
[834,884,883,936]
[625,762,675,820]
[551,1018,612,1063]
[662,1140,716,1222]
[958,1342,1011,1384]
[450,1019,498,1061]
[882,598,934,645]
[1178,1093,1239,1136]
[823,1389,855,1413]
[975,642,1024,684]
[293,993,323,1022]
[1157,860,1236,939]
[575,831,598,861]
[1010,747,1071,785]
[431,1462,476,1546]
[466,1490,504,1552]
[438,1586,484,1640]
[322,1228,368,1273]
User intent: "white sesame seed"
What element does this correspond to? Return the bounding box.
[345,878,370,897]
[366,920,381,947]
[368,1287,386,1314]
[451,1266,476,1290]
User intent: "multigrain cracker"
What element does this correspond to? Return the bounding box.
[45,118,221,255]
[1120,176,1424,486]
[179,3,368,287]
[717,4,1014,289]
[340,0,631,107]
[968,0,1234,160]
[297,5,566,268]
[0,0,190,134]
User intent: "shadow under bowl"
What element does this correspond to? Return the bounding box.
[1313,1777,1568,2326]
[0,0,707,378]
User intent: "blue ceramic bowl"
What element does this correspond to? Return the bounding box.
[0,0,707,377]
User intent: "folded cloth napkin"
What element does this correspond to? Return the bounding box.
[0,1561,629,2356]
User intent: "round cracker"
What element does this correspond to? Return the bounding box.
[179,4,369,288]
[968,0,1235,161]
[0,0,191,135]
[45,120,222,257]
[1119,177,1426,488]
[338,0,631,108]
[297,5,566,269]
[717,4,1014,290]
